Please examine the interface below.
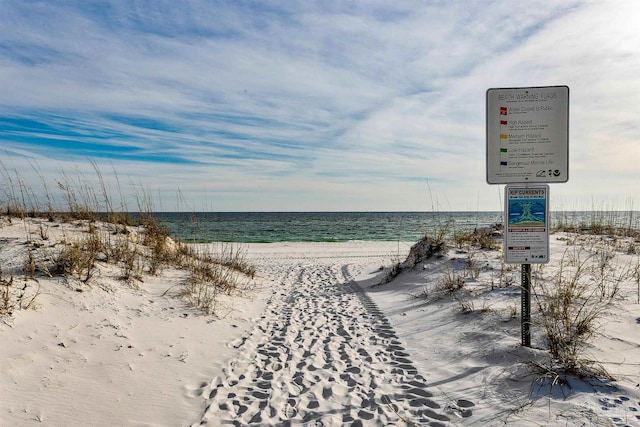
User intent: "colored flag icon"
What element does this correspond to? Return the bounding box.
[500,133,508,139]
[500,161,508,166]
[500,107,507,115]
[500,120,508,125]
[500,148,508,153]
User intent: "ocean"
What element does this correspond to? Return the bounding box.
[154,211,639,243]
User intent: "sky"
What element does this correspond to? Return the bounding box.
[0,0,638,212]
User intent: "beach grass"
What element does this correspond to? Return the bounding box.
[0,161,256,316]
[531,244,625,376]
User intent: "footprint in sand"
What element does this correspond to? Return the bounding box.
[193,264,475,426]
[599,396,640,425]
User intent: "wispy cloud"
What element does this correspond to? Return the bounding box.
[0,0,637,210]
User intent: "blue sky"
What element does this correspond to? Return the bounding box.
[1,0,638,211]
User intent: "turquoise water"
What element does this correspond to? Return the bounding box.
[154,211,639,243]
[155,211,502,243]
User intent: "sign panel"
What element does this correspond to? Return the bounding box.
[504,185,550,264]
[487,86,569,184]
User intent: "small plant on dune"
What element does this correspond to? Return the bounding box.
[455,295,475,314]
[506,303,518,321]
[632,259,640,304]
[437,269,465,295]
[54,233,103,284]
[38,224,49,240]
[54,243,91,283]
[423,219,453,250]
[380,253,403,284]
[453,226,500,251]
[120,244,143,287]
[473,228,501,250]
[194,247,247,291]
[133,188,178,275]
[464,248,481,280]
[413,286,429,300]
[180,276,221,315]
[491,260,516,290]
[0,270,40,316]
[435,267,490,314]
[455,296,492,314]
[0,160,30,219]
[382,261,402,284]
[23,249,36,280]
[0,273,14,315]
[145,222,174,275]
[452,229,474,250]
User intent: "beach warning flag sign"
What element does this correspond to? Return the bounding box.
[500,106,507,116]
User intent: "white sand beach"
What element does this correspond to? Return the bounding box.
[1,217,640,426]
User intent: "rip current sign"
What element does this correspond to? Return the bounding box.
[504,185,550,264]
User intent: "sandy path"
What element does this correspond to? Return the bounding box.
[193,258,475,426]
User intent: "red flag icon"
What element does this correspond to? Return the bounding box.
[500,120,508,125]
[500,107,507,116]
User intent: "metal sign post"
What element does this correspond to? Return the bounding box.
[521,264,531,347]
[504,185,549,347]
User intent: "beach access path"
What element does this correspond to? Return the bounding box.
[192,242,475,426]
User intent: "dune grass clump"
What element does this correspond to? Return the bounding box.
[180,252,238,315]
[452,225,502,251]
[0,160,257,316]
[553,204,640,240]
[436,269,466,295]
[422,219,452,251]
[143,219,175,276]
[165,244,254,315]
[532,245,625,375]
[382,260,403,284]
[54,231,102,284]
[381,221,453,285]
[0,270,40,316]
[209,243,257,278]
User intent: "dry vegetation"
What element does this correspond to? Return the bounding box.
[0,162,256,317]
[532,245,625,376]
[1,270,40,316]
[392,214,640,379]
